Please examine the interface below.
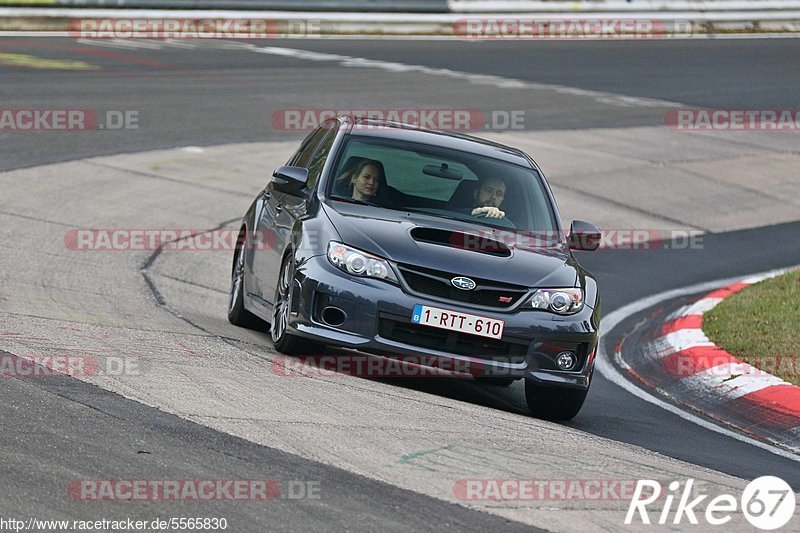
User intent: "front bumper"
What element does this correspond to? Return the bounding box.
[287,255,599,389]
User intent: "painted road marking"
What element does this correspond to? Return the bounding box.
[0,52,99,70]
[647,328,714,358]
[253,45,680,108]
[76,38,165,50]
[667,297,723,320]
[597,265,800,461]
[683,363,791,400]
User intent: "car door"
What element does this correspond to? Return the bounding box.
[252,123,336,305]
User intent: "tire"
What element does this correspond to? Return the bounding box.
[474,377,516,387]
[271,254,324,355]
[524,379,589,421]
[227,235,265,329]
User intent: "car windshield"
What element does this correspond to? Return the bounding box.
[327,135,559,235]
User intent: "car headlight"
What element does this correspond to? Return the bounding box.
[530,288,584,315]
[327,242,397,282]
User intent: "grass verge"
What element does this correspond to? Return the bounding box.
[704,270,800,386]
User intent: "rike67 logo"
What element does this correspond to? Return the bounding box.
[626,477,796,530]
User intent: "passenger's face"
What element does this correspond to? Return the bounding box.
[475,178,506,208]
[352,164,381,199]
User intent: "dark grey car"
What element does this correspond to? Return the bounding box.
[228,116,601,420]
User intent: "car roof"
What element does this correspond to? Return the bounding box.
[335,116,536,169]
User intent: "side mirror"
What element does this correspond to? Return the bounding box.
[272,166,309,197]
[568,220,601,251]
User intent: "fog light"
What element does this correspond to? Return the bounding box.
[556,351,577,371]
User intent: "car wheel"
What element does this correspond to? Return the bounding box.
[271,254,323,355]
[228,236,264,329]
[524,379,589,421]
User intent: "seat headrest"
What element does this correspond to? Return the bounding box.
[449,179,478,209]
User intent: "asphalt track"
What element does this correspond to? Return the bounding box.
[1,37,799,170]
[1,37,800,530]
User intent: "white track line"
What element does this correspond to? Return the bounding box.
[252,45,681,108]
[596,265,800,463]
[676,296,725,317]
[666,295,727,321]
[76,38,166,49]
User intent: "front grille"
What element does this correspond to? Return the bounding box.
[401,270,450,299]
[397,264,527,309]
[379,314,527,362]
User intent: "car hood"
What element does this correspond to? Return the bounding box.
[322,202,578,288]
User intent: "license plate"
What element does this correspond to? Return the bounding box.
[411,304,504,340]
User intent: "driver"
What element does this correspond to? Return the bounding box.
[470,176,506,219]
[335,158,385,202]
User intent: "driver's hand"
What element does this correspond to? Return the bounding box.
[471,206,505,219]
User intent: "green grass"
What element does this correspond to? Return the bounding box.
[703,271,800,386]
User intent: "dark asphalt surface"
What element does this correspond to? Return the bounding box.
[1,37,799,170]
[281,38,800,109]
[2,36,799,527]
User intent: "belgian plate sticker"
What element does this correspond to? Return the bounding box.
[410,304,504,340]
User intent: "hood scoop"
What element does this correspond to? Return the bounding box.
[410,228,511,257]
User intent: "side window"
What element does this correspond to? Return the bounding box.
[289,127,328,167]
[305,128,337,190]
[290,121,337,168]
